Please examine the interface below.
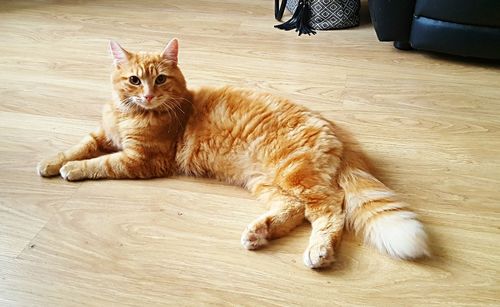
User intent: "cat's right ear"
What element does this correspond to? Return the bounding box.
[109,41,130,67]
[161,38,179,64]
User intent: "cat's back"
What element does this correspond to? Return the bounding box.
[177,86,340,179]
[189,86,322,128]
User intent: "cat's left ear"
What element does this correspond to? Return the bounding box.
[109,40,130,66]
[161,38,179,64]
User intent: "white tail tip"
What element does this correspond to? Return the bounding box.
[365,211,430,259]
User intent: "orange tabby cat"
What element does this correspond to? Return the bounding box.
[37,38,429,268]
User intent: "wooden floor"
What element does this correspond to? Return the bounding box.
[1,0,499,305]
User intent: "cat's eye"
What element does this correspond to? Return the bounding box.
[129,76,141,85]
[155,74,167,85]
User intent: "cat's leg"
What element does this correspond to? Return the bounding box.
[302,188,345,269]
[241,186,305,250]
[37,129,115,177]
[59,150,166,181]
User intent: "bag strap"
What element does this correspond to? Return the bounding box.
[275,0,288,21]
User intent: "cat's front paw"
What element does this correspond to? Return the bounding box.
[241,222,269,250]
[37,154,65,177]
[303,243,335,269]
[60,161,86,181]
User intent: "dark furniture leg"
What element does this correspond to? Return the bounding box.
[394,41,412,50]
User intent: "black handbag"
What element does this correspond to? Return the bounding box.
[275,0,360,36]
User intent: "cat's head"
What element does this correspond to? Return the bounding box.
[109,38,188,112]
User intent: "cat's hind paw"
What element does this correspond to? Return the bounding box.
[60,161,86,181]
[241,222,268,250]
[303,243,335,269]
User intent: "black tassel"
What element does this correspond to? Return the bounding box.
[274,0,316,36]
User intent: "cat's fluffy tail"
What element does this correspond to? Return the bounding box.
[339,167,430,259]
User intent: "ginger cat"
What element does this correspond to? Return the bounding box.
[37,38,429,269]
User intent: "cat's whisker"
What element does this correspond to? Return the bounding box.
[171,96,193,106]
[169,100,186,115]
[167,104,183,127]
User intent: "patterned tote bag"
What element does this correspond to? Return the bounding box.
[275,0,360,35]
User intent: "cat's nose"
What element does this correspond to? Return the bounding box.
[144,95,154,102]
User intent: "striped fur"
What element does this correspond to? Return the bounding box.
[37,39,429,269]
[340,167,430,259]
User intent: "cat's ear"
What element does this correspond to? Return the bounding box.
[160,38,179,64]
[109,41,130,66]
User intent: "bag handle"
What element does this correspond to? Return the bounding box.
[275,0,288,21]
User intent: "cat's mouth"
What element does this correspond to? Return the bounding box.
[134,97,163,110]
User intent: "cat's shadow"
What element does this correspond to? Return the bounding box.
[258,222,357,272]
[263,221,446,274]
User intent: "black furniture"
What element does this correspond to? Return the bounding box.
[368,0,500,60]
